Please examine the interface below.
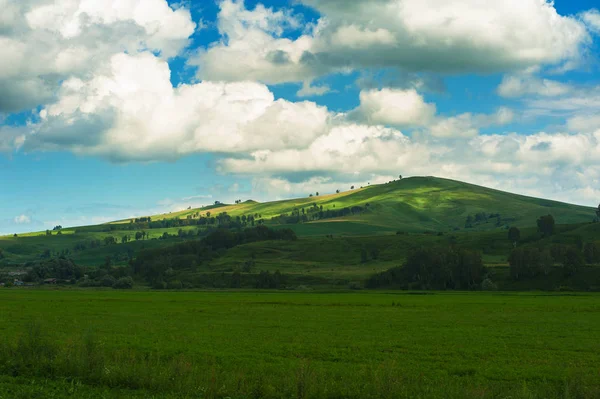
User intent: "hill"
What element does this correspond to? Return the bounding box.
[0,176,596,269]
[147,176,594,233]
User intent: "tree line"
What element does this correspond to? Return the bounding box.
[366,246,485,290]
[132,225,296,287]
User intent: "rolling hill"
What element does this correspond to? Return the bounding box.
[1,176,596,267]
[141,176,595,233]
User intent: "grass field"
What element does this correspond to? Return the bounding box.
[0,290,598,398]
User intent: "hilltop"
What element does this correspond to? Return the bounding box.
[139,176,594,234]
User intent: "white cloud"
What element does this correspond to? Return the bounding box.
[0,0,195,112]
[581,9,600,33]
[427,114,480,138]
[350,88,512,137]
[521,87,600,122]
[426,107,514,138]
[354,88,436,127]
[188,0,316,84]
[297,81,332,97]
[567,114,600,133]
[192,0,590,84]
[497,74,573,98]
[14,214,31,224]
[218,129,600,206]
[19,53,330,161]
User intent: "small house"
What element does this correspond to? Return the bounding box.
[43,278,57,284]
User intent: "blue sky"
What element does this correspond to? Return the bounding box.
[2,0,600,234]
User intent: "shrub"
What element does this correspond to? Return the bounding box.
[481,278,498,291]
[563,248,584,277]
[583,242,600,264]
[100,275,116,287]
[112,276,134,289]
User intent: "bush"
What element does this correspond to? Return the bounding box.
[583,242,600,264]
[100,275,116,287]
[112,276,134,289]
[481,278,498,291]
[563,248,584,277]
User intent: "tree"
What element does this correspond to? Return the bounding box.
[316,192,319,196]
[360,248,369,263]
[563,247,584,276]
[583,242,600,264]
[336,189,340,194]
[351,186,355,190]
[113,276,134,289]
[100,274,116,287]
[206,211,211,218]
[508,227,521,247]
[596,203,600,221]
[230,271,241,288]
[309,194,313,197]
[509,247,552,280]
[370,247,380,260]
[465,215,473,228]
[536,214,555,237]
[45,230,52,236]
[398,175,403,180]
[135,231,143,241]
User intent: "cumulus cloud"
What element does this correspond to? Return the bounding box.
[0,0,195,112]
[218,128,600,206]
[567,114,600,133]
[189,0,317,84]
[352,88,436,127]
[192,0,590,84]
[2,0,600,209]
[497,74,574,98]
[349,88,512,137]
[19,53,330,161]
[581,9,600,33]
[297,81,332,97]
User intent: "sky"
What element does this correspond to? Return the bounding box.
[1,0,600,234]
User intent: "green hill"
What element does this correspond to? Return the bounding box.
[155,176,594,233]
[0,176,596,267]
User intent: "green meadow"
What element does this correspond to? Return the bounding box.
[0,290,599,399]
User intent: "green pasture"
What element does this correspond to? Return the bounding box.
[0,290,598,398]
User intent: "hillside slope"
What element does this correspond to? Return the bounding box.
[1,177,595,266]
[151,176,595,233]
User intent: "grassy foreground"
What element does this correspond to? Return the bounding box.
[0,290,599,398]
